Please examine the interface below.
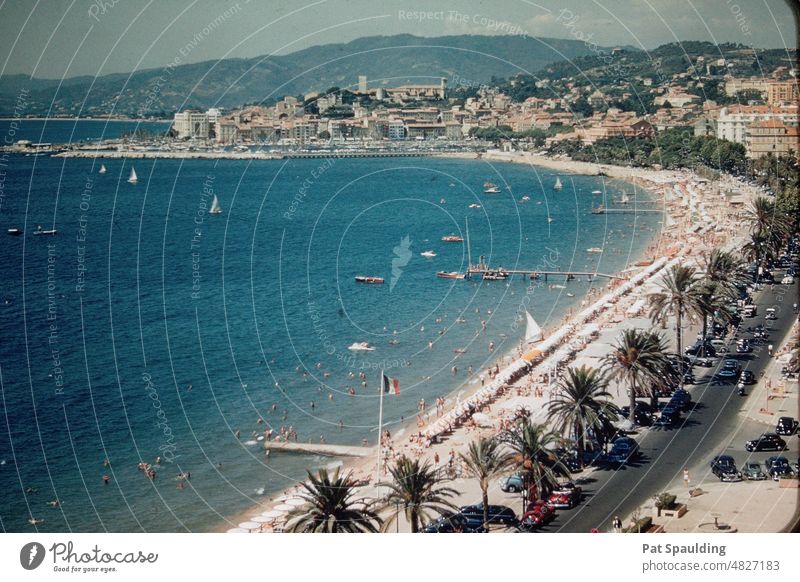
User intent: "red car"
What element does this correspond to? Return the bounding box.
[519,500,557,531]
[547,482,583,509]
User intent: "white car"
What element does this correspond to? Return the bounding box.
[781,276,794,284]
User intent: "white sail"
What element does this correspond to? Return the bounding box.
[209,194,222,214]
[127,167,138,184]
[525,311,543,344]
[99,164,107,174]
[554,177,563,190]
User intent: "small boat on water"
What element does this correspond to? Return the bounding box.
[127,167,138,184]
[441,235,463,243]
[454,348,467,354]
[483,182,500,194]
[437,271,465,279]
[208,194,222,215]
[355,275,384,284]
[587,247,604,253]
[547,217,555,223]
[99,164,107,174]
[618,192,631,204]
[440,198,446,204]
[33,226,57,236]
[420,250,437,258]
[347,342,375,352]
[7,228,22,236]
[591,204,605,214]
[520,195,530,202]
[553,177,563,191]
[591,189,602,195]
[468,203,481,209]
[483,270,509,280]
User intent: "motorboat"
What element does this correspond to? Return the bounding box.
[441,235,464,243]
[591,189,602,195]
[208,194,222,214]
[420,250,437,258]
[520,195,530,202]
[33,226,57,236]
[436,271,465,279]
[483,270,509,280]
[7,228,22,236]
[347,342,375,352]
[483,182,500,194]
[468,203,481,209]
[587,247,603,253]
[355,275,384,284]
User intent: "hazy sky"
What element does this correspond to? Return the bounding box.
[0,0,796,79]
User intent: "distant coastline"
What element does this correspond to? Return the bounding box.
[0,116,169,122]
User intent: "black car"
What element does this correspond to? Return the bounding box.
[458,504,518,527]
[670,389,693,410]
[745,433,787,452]
[710,455,742,482]
[741,462,767,480]
[686,342,715,357]
[739,370,755,385]
[764,456,793,478]
[694,357,714,368]
[654,408,681,427]
[619,402,654,426]
[422,512,486,533]
[682,371,696,385]
[776,417,799,436]
[735,339,752,353]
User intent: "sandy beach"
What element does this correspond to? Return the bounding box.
[223,152,767,533]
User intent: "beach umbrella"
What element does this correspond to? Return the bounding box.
[251,515,275,523]
[273,503,293,512]
[472,413,492,427]
[238,521,260,531]
[285,497,305,507]
[261,509,285,519]
[227,527,249,533]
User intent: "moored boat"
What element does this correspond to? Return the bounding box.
[33,226,57,236]
[7,228,22,236]
[483,181,500,193]
[347,342,375,352]
[436,271,464,279]
[208,194,222,215]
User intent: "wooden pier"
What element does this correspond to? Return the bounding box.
[465,267,625,281]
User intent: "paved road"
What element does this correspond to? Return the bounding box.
[510,278,798,533]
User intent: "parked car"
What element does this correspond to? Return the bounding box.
[459,504,519,527]
[694,357,714,368]
[547,487,581,509]
[741,462,767,481]
[745,433,787,452]
[499,474,524,493]
[685,342,716,357]
[775,416,799,436]
[421,512,486,533]
[781,276,795,285]
[619,402,654,426]
[739,370,755,385]
[765,308,777,320]
[608,436,639,463]
[736,339,752,353]
[710,455,742,482]
[670,389,693,410]
[718,359,741,379]
[518,500,556,531]
[764,456,794,478]
[654,407,681,427]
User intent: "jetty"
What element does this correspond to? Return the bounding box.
[264,441,374,458]
[465,267,624,281]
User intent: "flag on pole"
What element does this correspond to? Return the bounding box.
[382,374,400,396]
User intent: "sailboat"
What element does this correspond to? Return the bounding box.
[483,181,500,194]
[618,191,630,204]
[99,164,107,174]
[208,194,222,215]
[127,167,138,184]
[525,310,543,344]
[553,177,563,191]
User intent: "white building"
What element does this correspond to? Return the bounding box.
[715,105,797,144]
[173,111,209,139]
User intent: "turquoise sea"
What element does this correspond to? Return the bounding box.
[0,123,663,531]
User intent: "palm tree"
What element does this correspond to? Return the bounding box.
[381,456,459,533]
[459,437,512,529]
[285,468,383,533]
[703,248,744,298]
[500,418,569,505]
[547,366,619,466]
[689,279,734,355]
[648,264,698,358]
[745,196,789,265]
[603,328,675,418]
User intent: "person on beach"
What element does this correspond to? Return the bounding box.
[683,468,690,488]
